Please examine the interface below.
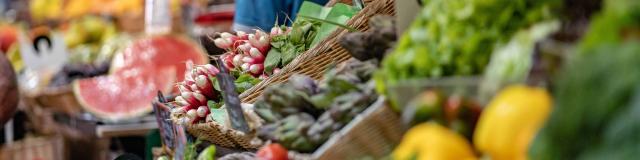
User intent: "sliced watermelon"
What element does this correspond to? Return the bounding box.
[73,68,176,121]
[110,35,209,84]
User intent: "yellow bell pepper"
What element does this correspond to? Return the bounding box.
[393,122,477,160]
[473,85,552,160]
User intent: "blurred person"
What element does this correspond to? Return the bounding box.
[233,0,329,32]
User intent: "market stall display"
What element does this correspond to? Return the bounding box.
[4,0,640,159]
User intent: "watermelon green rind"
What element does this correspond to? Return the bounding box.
[73,68,176,122]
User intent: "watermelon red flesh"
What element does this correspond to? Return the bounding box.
[74,68,176,121]
[110,35,208,84]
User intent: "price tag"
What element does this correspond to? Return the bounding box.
[152,92,176,151]
[215,58,250,133]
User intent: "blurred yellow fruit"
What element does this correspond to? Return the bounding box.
[7,44,23,72]
[63,0,92,19]
[393,122,477,160]
[30,0,63,21]
[474,85,552,160]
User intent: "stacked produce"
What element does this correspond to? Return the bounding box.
[339,15,396,61]
[170,62,261,125]
[171,62,221,124]
[376,0,561,91]
[212,22,328,77]
[254,59,378,152]
[63,16,117,49]
[214,30,273,78]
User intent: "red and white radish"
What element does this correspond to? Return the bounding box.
[232,54,245,68]
[222,54,235,69]
[241,63,250,71]
[270,27,284,36]
[214,37,233,49]
[186,109,197,119]
[248,30,271,53]
[197,106,209,117]
[273,68,282,75]
[249,64,264,75]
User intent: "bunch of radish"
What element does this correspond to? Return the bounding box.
[172,62,221,124]
[214,28,284,78]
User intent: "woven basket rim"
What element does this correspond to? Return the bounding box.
[170,106,264,149]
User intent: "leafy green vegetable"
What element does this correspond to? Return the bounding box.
[479,20,560,101]
[309,3,359,46]
[265,49,282,73]
[210,76,221,92]
[209,108,228,125]
[529,2,640,158]
[376,0,561,94]
[263,1,358,73]
[529,42,640,160]
[234,73,261,93]
[264,20,319,73]
[578,0,640,52]
[207,100,223,110]
[297,1,332,19]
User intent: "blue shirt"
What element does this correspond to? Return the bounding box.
[234,0,329,31]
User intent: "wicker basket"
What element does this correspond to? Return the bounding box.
[239,0,396,103]
[170,105,264,149]
[33,85,83,115]
[0,136,66,160]
[287,97,404,160]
